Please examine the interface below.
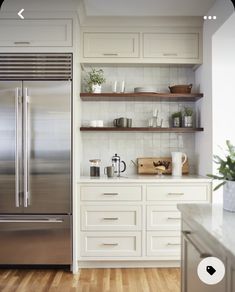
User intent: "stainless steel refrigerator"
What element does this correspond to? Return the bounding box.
[0,54,72,265]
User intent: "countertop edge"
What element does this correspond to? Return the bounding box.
[77,175,212,183]
[178,203,235,260]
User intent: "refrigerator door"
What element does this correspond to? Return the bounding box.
[0,81,23,214]
[0,214,72,264]
[23,81,71,214]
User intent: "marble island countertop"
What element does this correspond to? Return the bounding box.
[78,174,212,183]
[178,203,235,258]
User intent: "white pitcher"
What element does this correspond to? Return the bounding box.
[171,152,187,177]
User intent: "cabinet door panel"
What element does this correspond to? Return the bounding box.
[0,20,72,47]
[83,33,139,58]
[144,33,199,59]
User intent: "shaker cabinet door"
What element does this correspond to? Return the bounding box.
[83,32,140,58]
[143,33,199,60]
[0,19,72,47]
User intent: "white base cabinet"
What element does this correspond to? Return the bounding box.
[78,179,211,267]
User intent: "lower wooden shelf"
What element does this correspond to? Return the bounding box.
[80,127,204,133]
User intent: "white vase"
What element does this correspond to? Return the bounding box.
[92,84,101,93]
[223,181,235,212]
[171,152,187,177]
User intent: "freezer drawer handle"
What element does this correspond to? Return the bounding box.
[0,218,64,223]
[182,231,212,258]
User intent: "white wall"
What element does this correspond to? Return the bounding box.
[212,12,235,203]
[195,0,233,176]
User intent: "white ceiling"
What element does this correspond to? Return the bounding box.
[83,0,216,16]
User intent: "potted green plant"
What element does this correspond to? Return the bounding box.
[85,68,106,93]
[171,111,182,128]
[208,140,235,212]
[183,107,194,128]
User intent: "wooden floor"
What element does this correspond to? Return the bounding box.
[0,268,180,292]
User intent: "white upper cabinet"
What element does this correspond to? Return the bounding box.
[81,27,202,64]
[143,33,199,60]
[83,32,139,58]
[0,19,72,47]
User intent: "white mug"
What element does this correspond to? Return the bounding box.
[171,152,187,177]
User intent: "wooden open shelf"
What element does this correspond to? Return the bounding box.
[80,127,204,133]
[80,92,203,102]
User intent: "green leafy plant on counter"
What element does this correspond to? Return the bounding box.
[171,111,182,119]
[85,68,106,92]
[208,140,235,190]
[183,107,194,116]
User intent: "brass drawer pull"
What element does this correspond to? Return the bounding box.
[167,243,181,246]
[102,243,119,246]
[103,217,119,221]
[103,193,119,196]
[167,217,181,220]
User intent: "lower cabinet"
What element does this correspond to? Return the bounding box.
[79,181,211,264]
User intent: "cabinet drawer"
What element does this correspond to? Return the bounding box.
[147,205,181,231]
[143,33,199,59]
[83,32,139,58]
[147,231,181,258]
[0,19,72,47]
[146,184,209,201]
[81,185,142,201]
[81,232,141,257]
[81,205,141,231]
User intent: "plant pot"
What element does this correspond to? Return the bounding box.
[172,117,181,128]
[223,181,235,212]
[184,116,193,127]
[92,84,102,93]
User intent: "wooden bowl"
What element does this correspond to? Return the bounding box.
[169,84,193,94]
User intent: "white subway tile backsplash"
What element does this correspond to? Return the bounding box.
[81,65,196,175]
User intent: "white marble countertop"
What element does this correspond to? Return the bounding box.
[178,203,235,258]
[78,175,212,183]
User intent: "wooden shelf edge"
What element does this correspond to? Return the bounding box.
[80,92,203,102]
[80,127,204,133]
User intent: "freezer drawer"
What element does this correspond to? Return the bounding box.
[0,215,72,265]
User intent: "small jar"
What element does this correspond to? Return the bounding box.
[89,159,101,177]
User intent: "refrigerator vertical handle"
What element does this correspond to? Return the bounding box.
[15,88,20,207]
[23,88,30,207]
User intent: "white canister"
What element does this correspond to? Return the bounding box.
[171,152,187,177]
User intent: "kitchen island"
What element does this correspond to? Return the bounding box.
[178,203,235,292]
[75,175,212,269]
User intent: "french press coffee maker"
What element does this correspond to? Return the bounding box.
[111,154,126,177]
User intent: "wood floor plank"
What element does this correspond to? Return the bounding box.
[0,268,180,292]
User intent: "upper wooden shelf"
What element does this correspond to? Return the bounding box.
[80,92,203,102]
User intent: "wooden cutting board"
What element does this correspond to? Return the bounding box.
[137,157,189,175]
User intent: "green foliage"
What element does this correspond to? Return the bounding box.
[208,140,235,190]
[85,68,106,92]
[171,111,182,119]
[183,107,194,116]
